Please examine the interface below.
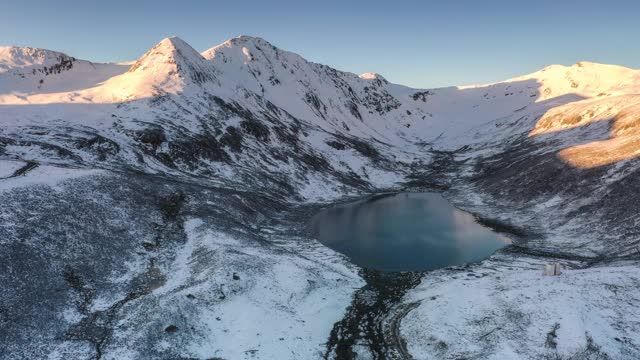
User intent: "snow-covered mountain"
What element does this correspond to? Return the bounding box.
[2,36,640,359]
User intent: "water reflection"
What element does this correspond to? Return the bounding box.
[308,192,510,272]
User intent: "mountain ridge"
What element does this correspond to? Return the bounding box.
[2,35,640,191]
[4,35,637,94]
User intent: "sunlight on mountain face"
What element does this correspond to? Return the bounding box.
[558,135,640,168]
[529,87,640,169]
[557,105,640,168]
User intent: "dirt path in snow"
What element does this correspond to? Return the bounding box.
[385,301,420,359]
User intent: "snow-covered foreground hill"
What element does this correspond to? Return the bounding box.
[1,36,640,359]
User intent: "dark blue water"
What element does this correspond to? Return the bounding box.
[309,192,510,272]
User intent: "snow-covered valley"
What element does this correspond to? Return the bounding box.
[1,36,640,359]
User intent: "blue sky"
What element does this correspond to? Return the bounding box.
[1,0,638,88]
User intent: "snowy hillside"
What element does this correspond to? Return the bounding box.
[0,46,128,97]
[1,35,640,359]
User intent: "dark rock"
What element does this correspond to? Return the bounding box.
[159,191,186,220]
[240,120,270,142]
[167,133,231,166]
[411,91,434,102]
[326,140,347,150]
[135,127,166,151]
[75,135,120,161]
[164,325,178,333]
[220,126,243,152]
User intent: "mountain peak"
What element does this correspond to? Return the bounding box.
[127,36,215,84]
[105,36,216,98]
[360,72,387,82]
[232,35,271,44]
[155,36,197,54]
[0,46,76,74]
[129,36,204,72]
[201,35,282,62]
[218,35,276,50]
[538,60,635,73]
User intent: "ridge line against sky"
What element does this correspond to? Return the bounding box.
[1,0,638,88]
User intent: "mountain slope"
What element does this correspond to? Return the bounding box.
[0,46,128,98]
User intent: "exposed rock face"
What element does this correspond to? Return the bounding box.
[0,46,76,75]
[1,36,640,359]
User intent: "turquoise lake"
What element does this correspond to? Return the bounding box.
[309,192,511,272]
